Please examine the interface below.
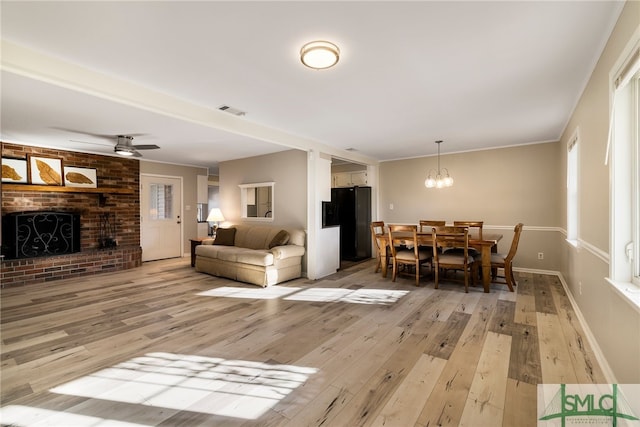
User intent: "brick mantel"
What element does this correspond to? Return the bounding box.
[1,142,142,286]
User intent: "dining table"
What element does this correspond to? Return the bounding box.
[377,231,503,293]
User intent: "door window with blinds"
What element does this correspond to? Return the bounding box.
[149,184,174,220]
[609,40,639,286]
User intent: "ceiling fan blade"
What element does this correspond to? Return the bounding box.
[132,144,160,150]
[59,129,157,158]
[56,127,150,140]
[69,139,113,147]
[53,127,114,140]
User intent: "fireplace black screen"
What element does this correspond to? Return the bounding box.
[1,211,81,260]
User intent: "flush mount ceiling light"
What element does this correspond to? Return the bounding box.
[115,147,136,156]
[425,140,454,189]
[300,40,340,70]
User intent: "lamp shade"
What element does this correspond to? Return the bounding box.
[206,208,225,223]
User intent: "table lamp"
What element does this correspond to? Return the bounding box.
[206,208,225,236]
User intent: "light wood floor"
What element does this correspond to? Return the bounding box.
[1,258,606,426]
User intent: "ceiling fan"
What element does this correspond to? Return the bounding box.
[112,135,160,157]
[59,128,160,157]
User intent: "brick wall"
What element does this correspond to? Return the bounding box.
[1,142,142,286]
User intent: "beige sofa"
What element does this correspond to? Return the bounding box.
[195,224,306,287]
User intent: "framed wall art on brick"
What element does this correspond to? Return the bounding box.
[28,155,63,186]
[64,166,97,188]
[2,157,28,183]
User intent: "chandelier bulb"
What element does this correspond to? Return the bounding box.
[425,140,453,189]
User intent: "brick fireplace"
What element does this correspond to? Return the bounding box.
[2,211,81,259]
[1,142,142,287]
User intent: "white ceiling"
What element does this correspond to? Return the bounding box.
[0,1,625,174]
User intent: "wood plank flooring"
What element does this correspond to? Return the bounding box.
[0,258,606,426]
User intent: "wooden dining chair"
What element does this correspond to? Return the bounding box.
[450,221,484,257]
[388,224,432,286]
[490,223,524,291]
[419,220,446,231]
[453,221,484,239]
[370,221,389,274]
[418,220,445,253]
[432,226,477,293]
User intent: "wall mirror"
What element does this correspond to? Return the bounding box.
[239,182,274,221]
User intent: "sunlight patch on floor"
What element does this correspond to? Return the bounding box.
[284,288,409,305]
[43,352,316,421]
[0,405,151,427]
[198,286,301,299]
[198,286,408,305]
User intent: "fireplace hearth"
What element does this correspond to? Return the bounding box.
[1,211,81,260]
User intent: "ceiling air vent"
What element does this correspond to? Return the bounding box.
[218,105,246,116]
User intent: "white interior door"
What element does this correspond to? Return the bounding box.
[141,175,182,261]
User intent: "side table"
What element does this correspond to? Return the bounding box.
[190,237,208,267]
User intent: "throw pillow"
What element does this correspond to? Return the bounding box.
[269,229,290,249]
[213,227,236,246]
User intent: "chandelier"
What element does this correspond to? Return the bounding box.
[424,140,453,188]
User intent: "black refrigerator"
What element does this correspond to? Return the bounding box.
[331,186,372,261]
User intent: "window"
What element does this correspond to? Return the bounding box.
[610,43,639,288]
[567,129,579,244]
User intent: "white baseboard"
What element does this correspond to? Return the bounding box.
[513,267,554,275]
